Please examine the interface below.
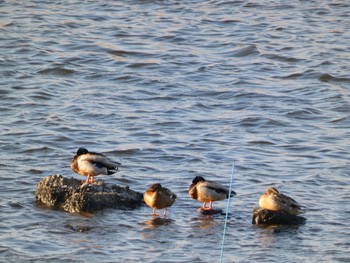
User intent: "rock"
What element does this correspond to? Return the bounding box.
[252,207,306,225]
[35,175,143,213]
[65,224,92,232]
[199,208,224,215]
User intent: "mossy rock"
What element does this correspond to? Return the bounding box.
[252,207,306,225]
[35,175,143,213]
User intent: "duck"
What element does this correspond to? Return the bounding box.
[189,176,236,210]
[259,187,302,215]
[70,147,121,185]
[144,183,177,217]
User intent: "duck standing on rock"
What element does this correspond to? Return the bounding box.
[70,148,121,185]
[189,176,236,211]
[259,187,302,215]
[144,183,177,217]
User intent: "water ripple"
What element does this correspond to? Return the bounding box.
[1,0,350,262]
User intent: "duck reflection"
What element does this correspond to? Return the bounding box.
[143,217,174,229]
[190,214,219,230]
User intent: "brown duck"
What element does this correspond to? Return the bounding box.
[144,183,177,217]
[259,187,302,215]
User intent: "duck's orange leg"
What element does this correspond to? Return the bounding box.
[202,202,210,210]
[81,175,94,188]
[88,176,95,184]
[80,176,90,188]
[152,208,158,216]
[202,201,213,210]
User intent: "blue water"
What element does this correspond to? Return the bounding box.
[1,1,350,262]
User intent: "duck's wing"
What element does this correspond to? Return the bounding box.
[161,187,177,200]
[279,193,301,208]
[159,187,177,207]
[206,181,230,195]
[201,181,230,200]
[276,193,303,215]
[85,153,121,169]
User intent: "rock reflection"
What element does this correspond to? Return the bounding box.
[255,224,302,247]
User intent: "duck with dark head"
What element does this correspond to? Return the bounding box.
[70,147,121,185]
[189,176,236,211]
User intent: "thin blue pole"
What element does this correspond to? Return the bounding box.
[219,162,235,263]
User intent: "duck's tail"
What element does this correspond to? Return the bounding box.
[228,190,237,198]
[107,166,119,175]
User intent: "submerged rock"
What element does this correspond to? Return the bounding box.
[252,207,306,225]
[65,224,92,232]
[35,175,143,213]
[199,208,224,215]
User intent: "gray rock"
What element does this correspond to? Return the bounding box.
[35,175,143,213]
[252,207,306,225]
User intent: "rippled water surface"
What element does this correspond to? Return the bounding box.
[1,1,350,262]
